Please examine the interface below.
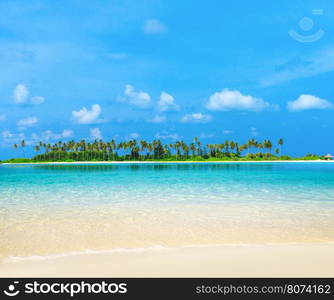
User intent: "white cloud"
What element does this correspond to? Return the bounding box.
[90,128,102,140]
[1,130,25,145]
[30,96,45,105]
[287,94,334,112]
[0,114,6,121]
[155,130,181,140]
[123,84,151,108]
[13,84,29,104]
[260,48,334,87]
[143,19,168,34]
[31,129,73,142]
[61,129,74,138]
[157,91,179,112]
[12,84,45,105]
[206,89,270,112]
[1,129,73,146]
[181,113,212,123]
[72,104,103,124]
[147,114,166,123]
[129,132,140,139]
[223,130,233,134]
[17,116,38,129]
[250,127,258,137]
[199,132,214,139]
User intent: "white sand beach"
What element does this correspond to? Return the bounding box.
[1,161,333,278]
[1,243,333,277]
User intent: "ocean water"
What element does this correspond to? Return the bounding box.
[1,162,334,262]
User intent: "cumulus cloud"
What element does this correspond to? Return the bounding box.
[223,130,233,134]
[143,19,168,34]
[206,89,270,112]
[1,129,73,146]
[123,84,151,108]
[157,92,179,112]
[287,94,334,112]
[13,84,29,104]
[250,127,258,137]
[90,128,102,140]
[199,132,214,139]
[31,129,73,142]
[72,104,103,124]
[17,116,38,129]
[30,96,45,105]
[147,114,166,123]
[181,113,212,123]
[2,130,25,144]
[61,129,73,138]
[13,84,45,105]
[129,133,140,139]
[155,130,182,140]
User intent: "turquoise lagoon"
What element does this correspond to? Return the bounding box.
[1,162,334,261]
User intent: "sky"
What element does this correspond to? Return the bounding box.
[1,0,334,159]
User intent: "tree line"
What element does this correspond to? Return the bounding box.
[12,138,285,161]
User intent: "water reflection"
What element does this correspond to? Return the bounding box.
[25,162,279,173]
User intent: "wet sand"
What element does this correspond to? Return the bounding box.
[1,243,333,277]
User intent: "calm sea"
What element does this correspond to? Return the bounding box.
[1,162,334,261]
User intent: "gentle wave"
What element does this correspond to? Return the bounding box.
[1,245,168,264]
[3,241,334,264]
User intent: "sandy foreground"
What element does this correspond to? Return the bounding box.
[1,243,333,277]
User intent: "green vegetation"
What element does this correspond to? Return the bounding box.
[2,158,33,163]
[0,137,328,163]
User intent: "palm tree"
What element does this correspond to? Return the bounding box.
[182,143,189,159]
[194,137,201,156]
[258,142,263,153]
[18,135,289,162]
[175,141,181,160]
[21,140,26,158]
[235,142,240,157]
[140,140,148,160]
[147,142,153,159]
[34,145,41,157]
[239,144,248,156]
[267,140,272,154]
[278,138,284,155]
[263,139,272,154]
[163,144,170,158]
[109,140,116,161]
[190,143,196,157]
[229,141,236,155]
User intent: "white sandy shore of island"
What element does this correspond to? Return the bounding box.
[1,243,334,277]
[1,160,334,165]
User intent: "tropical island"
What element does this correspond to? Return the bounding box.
[1,137,332,163]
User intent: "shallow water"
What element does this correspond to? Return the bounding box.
[1,162,334,261]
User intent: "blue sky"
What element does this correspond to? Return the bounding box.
[1,0,334,159]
